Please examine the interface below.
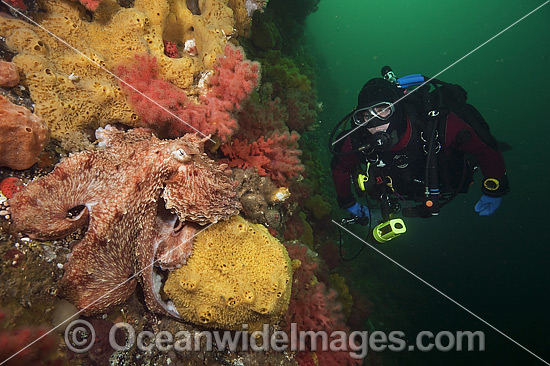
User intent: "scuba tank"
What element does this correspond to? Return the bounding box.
[381,66,447,217]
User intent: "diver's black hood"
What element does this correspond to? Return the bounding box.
[357,78,400,108]
[357,78,407,140]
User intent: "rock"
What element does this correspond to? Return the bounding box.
[0,95,50,170]
[0,61,19,88]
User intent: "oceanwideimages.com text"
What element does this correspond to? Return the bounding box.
[65,320,485,358]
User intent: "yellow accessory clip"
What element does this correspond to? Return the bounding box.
[357,162,371,192]
[372,218,407,243]
[357,174,367,192]
[483,178,500,191]
[386,176,395,193]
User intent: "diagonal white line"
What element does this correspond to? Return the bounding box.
[0,220,215,365]
[0,0,215,143]
[332,220,550,365]
[333,0,550,146]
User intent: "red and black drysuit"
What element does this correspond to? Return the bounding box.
[331,111,509,214]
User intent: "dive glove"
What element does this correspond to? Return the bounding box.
[346,202,370,218]
[475,195,502,216]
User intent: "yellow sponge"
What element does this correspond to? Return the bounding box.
[164,216,294,330]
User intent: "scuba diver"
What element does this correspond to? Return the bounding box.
[329,67,509,243]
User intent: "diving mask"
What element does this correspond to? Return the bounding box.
[352,102,395,128]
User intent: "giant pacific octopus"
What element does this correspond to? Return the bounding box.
[9,126,241,318]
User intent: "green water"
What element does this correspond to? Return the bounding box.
[305,0,550,365]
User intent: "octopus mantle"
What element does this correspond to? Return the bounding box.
[9,126,241,317]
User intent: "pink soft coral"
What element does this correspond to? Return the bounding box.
[208,44,261,109]
[78,0,102,11]
[117,44,260,142]
[220,131,304,186]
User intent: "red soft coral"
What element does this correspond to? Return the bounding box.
[163,40,179,58]
[220,131,304,186]
[0,177,24,199]
[283,215,305,241]
[0,311,61,366]
[295,352,317,366]
[283,242,362,366]
[235,98,288,141]
[3,0,26,10]
[117,44,260,142]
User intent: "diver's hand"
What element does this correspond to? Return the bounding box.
[346,202,370,218]
[475,195,502,216]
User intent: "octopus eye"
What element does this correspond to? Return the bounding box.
[171,149,191,163]
[173,217,184,234]
[66,205,87,221]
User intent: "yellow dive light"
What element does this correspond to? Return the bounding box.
[372,218,407,243]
